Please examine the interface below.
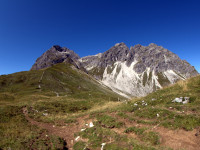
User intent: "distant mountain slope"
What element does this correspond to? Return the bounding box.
[0,63,124,103]
[81,43,198,97]
[31,43,198,98]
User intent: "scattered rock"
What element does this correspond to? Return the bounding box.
[43,113,48,116]
[195,128,200,136]
[183,97,190,104]
[172,97,190,104]
[89,122,94,128]
[101,143,106,150]
[54,92,59,97]
[142,102,148,106]
[75,136,80,141]
[81,128,86,131]
[172,98,183,103]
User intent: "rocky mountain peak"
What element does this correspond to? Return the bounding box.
[98,42,129,67]
[132,44,142,48]
[52,45,63,51]
[114,42,126,47]
[31,42,198,98]
[148,43,158,47]
[31,45,81,70]
[83,42,198,97]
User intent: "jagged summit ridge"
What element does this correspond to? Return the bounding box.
[31,43,198,97]
[82,43,198,97]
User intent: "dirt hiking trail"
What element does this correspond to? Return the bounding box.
[23,107,92,150]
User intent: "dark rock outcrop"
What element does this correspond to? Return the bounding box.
[31,45,83,70]
[98,43,129,68]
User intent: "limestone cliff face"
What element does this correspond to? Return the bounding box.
[31,43,198,98]
[81,43,198,97]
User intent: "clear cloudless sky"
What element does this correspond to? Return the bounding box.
[0,0,200,75]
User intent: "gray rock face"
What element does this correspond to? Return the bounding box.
[79,53,102,71]
[31,43,199,98]
[127,43,197,77]
[82,42,198,97]
[99,43,129,68]
[85,42,198,77]
[31,45,82,70]
[80,43,129,71]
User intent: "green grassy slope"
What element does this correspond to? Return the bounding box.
[0,63,125,149]
[0,63,199,149]
[0,63,124,104]
[116,75,200,130]
[74,75,200,150]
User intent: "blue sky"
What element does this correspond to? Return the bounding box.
[0,0,200,75]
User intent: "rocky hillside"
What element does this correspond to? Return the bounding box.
[31,45,84,71]
[80,43,198,97]
[32,43,199,98]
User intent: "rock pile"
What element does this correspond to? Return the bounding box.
[172,97,190,104]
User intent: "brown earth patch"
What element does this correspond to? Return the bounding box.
[23,107,93,150]
[153,127,200,150]
[110,112,200,150]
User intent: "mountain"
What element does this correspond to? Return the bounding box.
[31,45,85,71]
[1,43,200,150]
[31,43,198,98]
[80,43,198,97]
